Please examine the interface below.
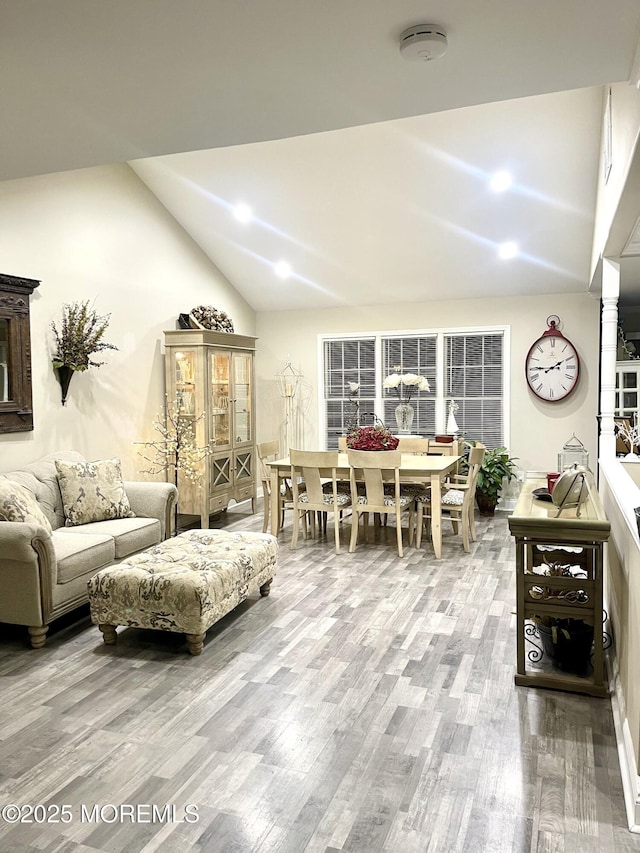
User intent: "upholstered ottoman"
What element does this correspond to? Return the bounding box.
[87,529,278,655]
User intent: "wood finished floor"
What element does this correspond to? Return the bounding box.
[0,505,639,853]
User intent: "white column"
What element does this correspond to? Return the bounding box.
[600,258,620,460]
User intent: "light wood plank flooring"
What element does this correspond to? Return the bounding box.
[0,505,638,852]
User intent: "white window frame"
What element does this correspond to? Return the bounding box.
[318,325,510,447]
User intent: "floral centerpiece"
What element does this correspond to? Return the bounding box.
[346,425,399,451]
[383,370,430,433]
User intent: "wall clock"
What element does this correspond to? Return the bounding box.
[525,316,580,402]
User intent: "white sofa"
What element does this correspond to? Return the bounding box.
[0,451,177,648]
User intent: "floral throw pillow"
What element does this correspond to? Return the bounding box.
[55,458,136,527]
[0,480,53,532]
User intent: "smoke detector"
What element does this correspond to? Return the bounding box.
[399,24,448,62]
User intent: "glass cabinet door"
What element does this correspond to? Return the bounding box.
[233,353,252,444]
[209,351,231,447]
[174,350,196,415]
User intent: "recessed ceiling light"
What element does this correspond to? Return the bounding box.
[489,171,512,192]
[274,261,292,279]
[498,241,518,260]
[233,203,253,223]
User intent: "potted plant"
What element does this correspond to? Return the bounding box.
[474,445,518,516]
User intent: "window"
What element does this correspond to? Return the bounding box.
[382,335,437,435]
[321,327,507,449]
[324,338,376,449]
[444,333,504,449]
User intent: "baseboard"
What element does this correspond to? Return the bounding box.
[608,651,640,832]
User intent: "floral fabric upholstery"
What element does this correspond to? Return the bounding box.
[0,480,53,532]
[441,489,465,506]
[299,492,351,506]
[416,488,465,506]
[87,529,278,637]
[356,494,411,508]
[55,458,136,526]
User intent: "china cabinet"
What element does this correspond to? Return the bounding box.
[508,477,610,697]
[164,329,257,527]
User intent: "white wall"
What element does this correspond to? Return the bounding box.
[0,163,255,477]
[591,82,640,279]
[256,292,600,474]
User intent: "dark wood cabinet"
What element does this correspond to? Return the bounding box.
[0,273,40,433]
[508,477,610,697]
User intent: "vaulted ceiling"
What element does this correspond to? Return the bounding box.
[3,1,640,311]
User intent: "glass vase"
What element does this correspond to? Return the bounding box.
[394,403,414,434]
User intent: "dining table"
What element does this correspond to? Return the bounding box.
[266,451,461,558]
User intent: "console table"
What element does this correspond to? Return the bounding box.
[508,477,610,697]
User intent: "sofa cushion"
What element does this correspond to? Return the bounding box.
[52,530,115,584]
[3,450,85,530]
[56,517,161,559]
[0,480,53,532]
[55,458,136,527]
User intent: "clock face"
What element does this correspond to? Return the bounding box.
[525,334,580,401]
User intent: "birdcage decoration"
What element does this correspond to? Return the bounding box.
[557,434,589,472]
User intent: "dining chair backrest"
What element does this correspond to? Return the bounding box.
[289,449,340,505]
[397,437,430,454]
[465,445,485,492]
[257,440,280,492]
[347,448,402,507]
[257,439,286,534]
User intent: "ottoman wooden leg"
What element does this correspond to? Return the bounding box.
[28,625,49,649]
[260,579,273,597]
[185,633,206,656]
[99,624,118,646]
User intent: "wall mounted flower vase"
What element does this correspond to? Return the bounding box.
[55,365,74,405]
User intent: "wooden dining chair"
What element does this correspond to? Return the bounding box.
[257,439,295,534]
[414,445,486,552]
[290,449,351,553]
[396,436,430,454]
[382,436,431,530]
[346,448,414,557]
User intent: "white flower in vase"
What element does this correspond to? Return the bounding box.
[383,372,430,403]
[384,371,430,434]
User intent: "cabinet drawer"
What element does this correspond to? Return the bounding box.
[235,484,255,502]
[209,493,228,513]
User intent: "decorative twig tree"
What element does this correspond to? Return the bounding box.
[135,396,212,534]
[615,414,640,461]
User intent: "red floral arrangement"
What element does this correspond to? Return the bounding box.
[346,425,399,451]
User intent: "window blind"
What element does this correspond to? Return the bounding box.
[321,329,506,449]
[444,332,504,447]
[324,338,376,450]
